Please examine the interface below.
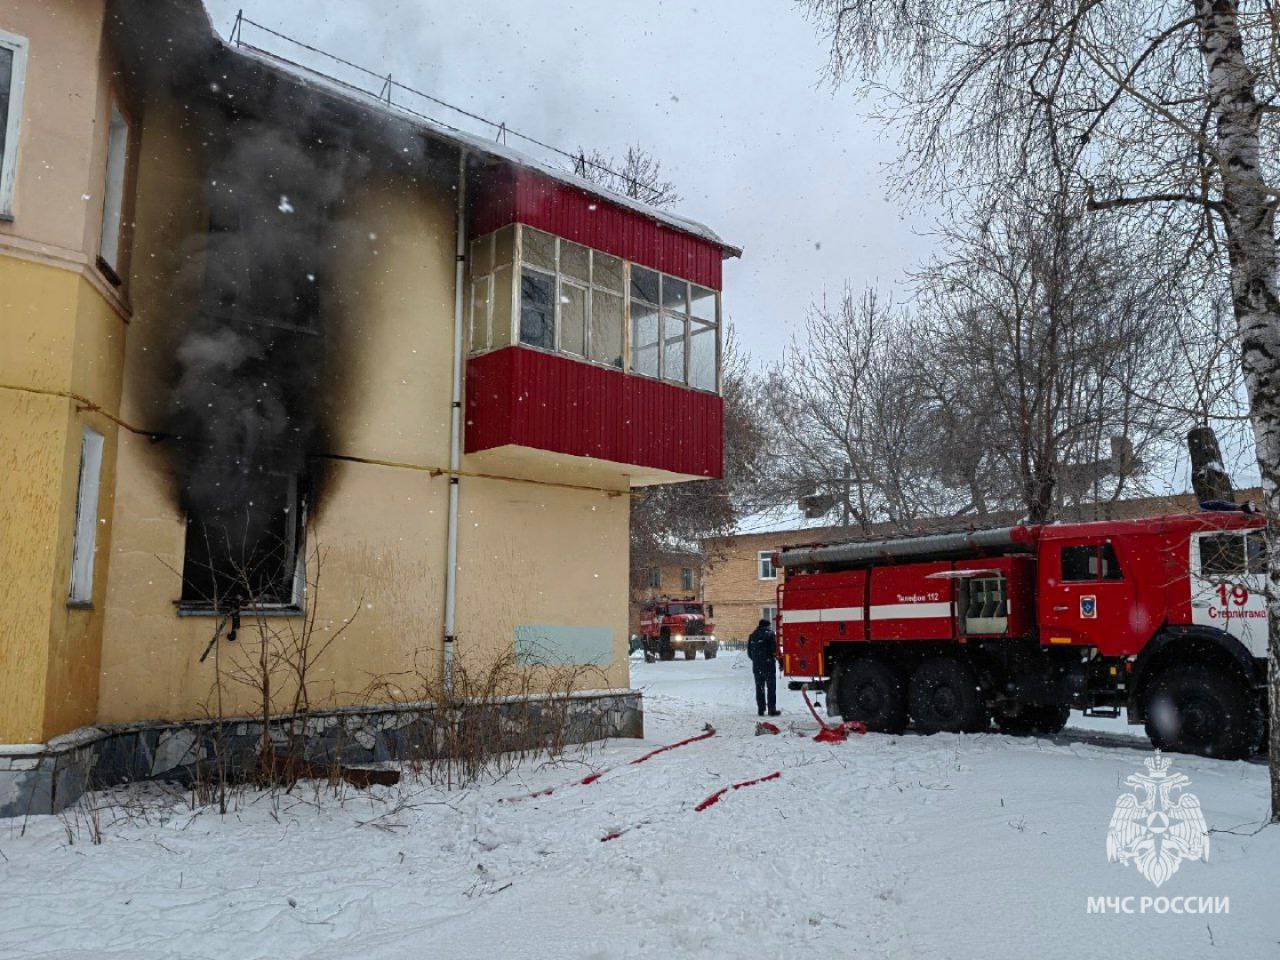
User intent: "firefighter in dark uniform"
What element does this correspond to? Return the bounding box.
[747,618,781,717]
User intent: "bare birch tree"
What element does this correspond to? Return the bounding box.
[802,0,1280,815]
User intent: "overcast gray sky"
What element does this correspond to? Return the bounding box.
[203,0,936,367]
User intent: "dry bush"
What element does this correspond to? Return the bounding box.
[177,536,363,811]
[368,645,612,789]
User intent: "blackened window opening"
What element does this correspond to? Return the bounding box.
[181,475,304,610]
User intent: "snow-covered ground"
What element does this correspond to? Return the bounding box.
[2,650,1277,959]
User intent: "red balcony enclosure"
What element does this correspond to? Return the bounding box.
[466,346,724,483]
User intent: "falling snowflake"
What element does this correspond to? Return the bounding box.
[278,196,295,214]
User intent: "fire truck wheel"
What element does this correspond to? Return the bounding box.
[836,658,908,733]
[684,649,696,660]
[705,647,717,659]
[1142,666,1259,760]
[909,657,988,734]
[993,704,1070,736]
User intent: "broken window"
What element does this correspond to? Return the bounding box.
[180,474,304,611]
[0,29,28,219]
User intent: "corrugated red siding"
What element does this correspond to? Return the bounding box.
[466,346,724,479]
[470,165,725,289]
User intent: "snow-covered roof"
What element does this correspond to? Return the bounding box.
[220,36,740,258]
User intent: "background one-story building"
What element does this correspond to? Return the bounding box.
[0,0,736,814]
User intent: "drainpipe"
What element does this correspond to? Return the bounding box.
[443,150,467,694]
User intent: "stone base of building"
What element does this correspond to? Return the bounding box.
[0,689,643,818]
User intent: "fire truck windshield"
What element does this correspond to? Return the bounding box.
[662,604,703,616]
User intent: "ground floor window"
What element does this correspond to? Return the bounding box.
[761,605,777,626]
[68,426,105,605]
[180,475,304,611]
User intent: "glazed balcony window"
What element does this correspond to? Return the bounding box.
[468,224,720,393]
[0,28,29,219]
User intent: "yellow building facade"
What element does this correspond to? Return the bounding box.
[0,0,735,813]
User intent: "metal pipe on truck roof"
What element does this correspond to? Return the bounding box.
[778,526,1027,569]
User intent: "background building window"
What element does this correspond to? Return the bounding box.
[758,550,776,580]
[647,566,662,589]
[97,102,130,281]
[68,427,105,605]
[761,605,777,626]
[681,567,694,591]
[0,29,29,219]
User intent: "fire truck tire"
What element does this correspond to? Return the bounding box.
[836,658,908,733]
[909,658,988,734]
[1142,666,1259,760]
[659,647,676,661]
[684,649,696,660]
[705,647,717,659]
[993,704,1070,736]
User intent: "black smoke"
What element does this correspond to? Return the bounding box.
[170,104,364,608]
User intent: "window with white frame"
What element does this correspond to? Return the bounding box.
[515,226,626,368]
[0,29,29,220]
[761,605,777,626]
[757,550,776,581]
[469,225,515,353]
[469,224,719,391]
[97,101,130,281]
[68,428,106,605]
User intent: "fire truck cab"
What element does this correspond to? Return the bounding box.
[777,510,1268,759]
[638,597,719,661]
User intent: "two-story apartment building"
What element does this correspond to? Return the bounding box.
[0,0,736,814]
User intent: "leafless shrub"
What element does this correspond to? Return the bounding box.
[367,645,611,790]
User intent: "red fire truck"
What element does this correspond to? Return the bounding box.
[776,509,1269,758]
[637,597,719,661]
